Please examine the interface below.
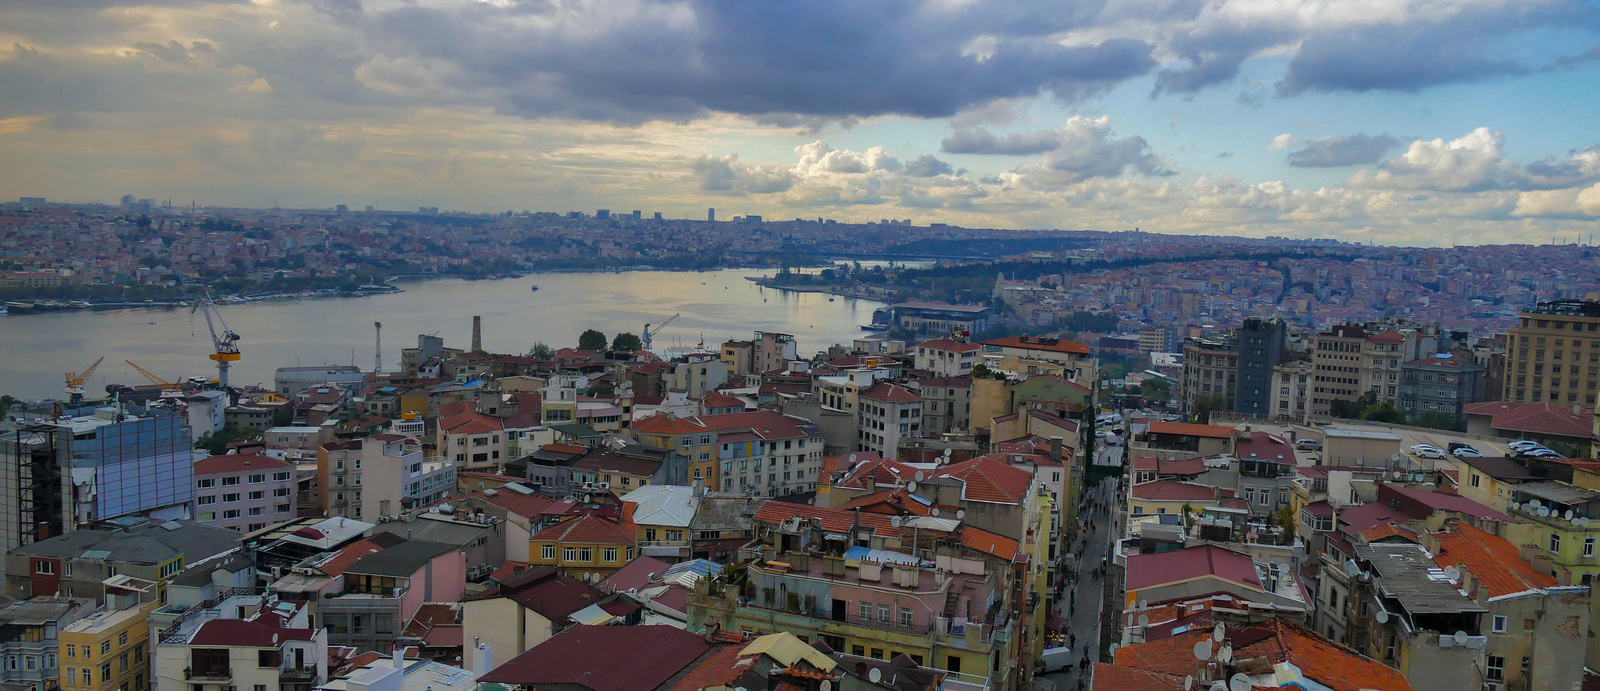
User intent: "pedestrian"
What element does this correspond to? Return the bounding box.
[1069,632,1076,648]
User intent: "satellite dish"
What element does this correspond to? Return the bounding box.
[943,448,952,458]
[1193,640,1213,661]
[1390,454,1401,463]
[1212,623,1225,642]
[1443,566,1460,582]
[908,481,918,493]
[914,471,926,481]
[1138,614,1150,627]
[1139,600,1149,610]
[1375,610,1389,624]
[1210,683,1228,691]
[1531,499,1542,508]
[1566,510,1575,521]
[1108,643,1118,656]
[821,682,832,691]
[956,509,965,519]
[931,508,940,517]
[890,516,902,527]
[1345,560,1360,577]
[1454,631,1469,646]
[868,668,881,683]
[1539,506,1551,517]
[1219,644,1233,663]
[1581,517,1592,528]
[1229,673,1251,691]
[1185,676,1194,691]
[849,453,858,462]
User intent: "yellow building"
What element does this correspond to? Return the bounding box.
[58,594,156,691]
[528,516,637,583]
[628,415,716,485]
[1502,301,1600,404]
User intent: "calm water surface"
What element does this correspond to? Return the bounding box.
[0,269,885,400]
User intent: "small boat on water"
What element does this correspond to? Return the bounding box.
[530,284,540,292]
[4,301,31,311]
[67,300,91,308]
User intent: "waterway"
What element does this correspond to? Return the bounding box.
[0,269,888,401]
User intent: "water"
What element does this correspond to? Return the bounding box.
[0,269,886,400]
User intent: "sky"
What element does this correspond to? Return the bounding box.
[2,0,1599,246]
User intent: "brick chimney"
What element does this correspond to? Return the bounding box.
[472,315,483,352]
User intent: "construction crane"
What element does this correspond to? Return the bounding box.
[641,313,680,350]
[64,356,105,404]
[191,289,241,388]
[125,360,184,398]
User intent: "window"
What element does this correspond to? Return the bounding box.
[100,643,109,655]
[851,645,865,657]
[899,607,913,627]
[248,491,264,500]
[578,547,593,562]
[1486,656,1504,683]
[273,472,291,481]
[542,545,555,560]
[563,546,577,562]
[34,561,53,575]
[275,504,290,514]
[1492,615,1507,633]
[644,528,657,542]
[1550,533,1562,553]
[221,476,239,486]
[1586,538,1595,558]
[197,495,215,505]
[101,664,111,682]
[870,648,884,660]
[222,510,240,519]
[248,473,266,483]
[118,632,127,646]
[877,604,890,622]
[248,507,264,516]
[859,602,871,620]
[1470,473,1481,488]
[197,478,215,488]
[604,547,618,562]
[222,493,240,503]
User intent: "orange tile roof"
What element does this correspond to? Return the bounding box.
[665,645,749,691]
[441,411,502,435]
[752,501,900,537]
[931,457,1033,504]
[1147,420,1235,438]
[1088,663,1184,691]
[631,414,709,435]
[982,335,1090,355]
[958,526,1019,560]
[313,539,387,577]
[1432,522,1555,598]
[1112,621,1413,691]
[530,515,636,545]
[1359,523,1419,544]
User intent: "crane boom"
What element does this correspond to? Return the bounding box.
[65,356,105,402]
[641,313,680,349]
[191,289,241,388]
[125,360,184,397]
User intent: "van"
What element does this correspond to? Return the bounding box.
[1039,647,1073,673]
[1295,438,1321,451]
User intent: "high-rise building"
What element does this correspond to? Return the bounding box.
[0,406,195,552]
[595,209,610,219]
[1180,336,1237,413]
[1234,317,1286,417]
[1309,324,1368,416]
[631,210,642,219]
[1502,300,1600,405]
[707,207,715,223]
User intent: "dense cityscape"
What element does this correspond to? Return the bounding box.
[1,193,1600,691]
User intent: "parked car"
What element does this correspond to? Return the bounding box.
[1295,438,1322,451]
[1508,440,1544,452]
[1453,448,1485,457]
[1410,444,1446,459]
[1039,647,1074,674]
[1525,448,1562,458]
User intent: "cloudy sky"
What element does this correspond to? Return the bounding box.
[2,0,1599,245]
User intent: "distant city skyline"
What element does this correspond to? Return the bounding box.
[1,1,1598,246]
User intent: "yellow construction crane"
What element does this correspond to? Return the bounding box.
[191,288,241,388]
[64,356,104,404]
[125,360,184,398]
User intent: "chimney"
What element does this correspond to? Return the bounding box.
[1050,436,1063,461]
[472,315,483,352]
[393,648,403,669]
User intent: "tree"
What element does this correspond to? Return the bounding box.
[578,329,607,351]
[1331,390,1378,419]
[195,424,263,455]
[271,407,294,427]
[1412,411,1462,432]
[1193,395,1228,424]
[0,394,15,418]
[1140,378,1172,400]
[1359,402,1406,424]
[612,332,643,352]
[527,342,555,359]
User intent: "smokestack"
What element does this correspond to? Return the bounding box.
[472,315,483,352]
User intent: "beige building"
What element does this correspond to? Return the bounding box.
[1502,300,1600,406]
[1269,360,1313,420]
[319,434,454,521]
[1310,324,1367,416]
[1180,336,1237,413]
[460,567,603,672]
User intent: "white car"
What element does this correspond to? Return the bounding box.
[1410,444,1446,459]
[1452,448,1485,458]
[1508,440,1544,452]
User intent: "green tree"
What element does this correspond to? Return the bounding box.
[1193,395,1228,424]
[578,329,608,351]
[195,424,263,455]
[1360,402,1406,424]
[0,394,15,418]
[612,332,643,352]
[1412,411,1462,432]
[527,342,556,359]
[271,407,294,427]
[1330,390,1378,419]
[1140,378,1172,400]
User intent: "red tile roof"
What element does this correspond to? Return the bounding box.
[1147,420,1235,439]
[1433,522,1555,597]
[1087,663,1184,691]
[1234,432,1295,464]
[982,335,1090,355]
[469,566,604,620]
[478,625,712,690]
[665,645,751,691]
[932,457,1033,504]
[918,339,982,353]
[530,515,636,545]
[193,453,293,475]
[701,392,746,410]
[1130,480,1220,503]
[1365,331,1406,344]
[190,619,315,647]
[631,414,708,435]
[440,411,502,435]
[476,489,555,519]
[1111,620,1414,691]
[1380,483,1510,521]
[1130,457,1207,477]
[860,382,920,404]
[752,501,899,537]
[312,538,388,577]
[832,456,915,489]
[1125,544,1260,592]
[958,526,1020,560]
[1464,401,1593,438]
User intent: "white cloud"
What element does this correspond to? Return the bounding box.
[1268,133,1296,151]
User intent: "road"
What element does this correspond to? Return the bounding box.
[1037,475,1122,691]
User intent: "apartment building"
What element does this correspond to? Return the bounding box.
[192,454,296,533]
[753,331,798,374]
[1180,336,1237,413]
[1397,353,1486,425]
[1502,300,1600,406]
[1310,324,1368,416]
[980,336,1094,383]
[319,540,465,652]
[0,597,92,691]
[856,383,922,458]
[151,596,327,691]
[1269,360,1313,420]
[622,485,697,563]
[528,515,636,581]
[4,520,239,601]
[913,339,980,377]
[913,376,971,437]
[1235,317,1287,417]
[318,435,454,522]
[632,410,824,497]
[58,585,156,691]
[1349,543,1487,691]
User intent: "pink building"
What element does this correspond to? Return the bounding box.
[193,453,297,532]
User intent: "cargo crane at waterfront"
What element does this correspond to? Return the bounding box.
[63,356,104,404]
[125,360,184,398]
[191,289,241,388]
[642,313,680,350]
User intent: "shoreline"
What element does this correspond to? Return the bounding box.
[747,276,899,302]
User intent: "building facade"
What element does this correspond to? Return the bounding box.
[193,454,296,533]
[1502,300,1600,406]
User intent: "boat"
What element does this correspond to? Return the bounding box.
[4,301,30,311]
[67,300,91,308]
[860,323,890,331]
[530,284,540,292]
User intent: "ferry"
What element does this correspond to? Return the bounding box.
[4,301,31,311]
[67,300,91,308]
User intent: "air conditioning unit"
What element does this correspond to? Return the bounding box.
[598,482,610,490]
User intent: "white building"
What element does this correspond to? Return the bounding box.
[857,382,922,458]
[913,339,981,377]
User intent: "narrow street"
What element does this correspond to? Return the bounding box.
[1037,470,1123,691]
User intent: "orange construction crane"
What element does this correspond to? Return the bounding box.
[125,360,184,398]
[64,356,104,404]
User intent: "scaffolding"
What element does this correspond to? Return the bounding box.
[2,422,66,552]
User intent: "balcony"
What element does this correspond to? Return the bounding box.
[280,666,318,682]
[185,667,232,682]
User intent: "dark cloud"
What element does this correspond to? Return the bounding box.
[1287,134,1401,167]
[903,155,953,177]
[942,127,1062,155]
